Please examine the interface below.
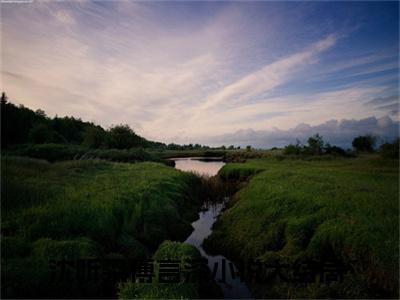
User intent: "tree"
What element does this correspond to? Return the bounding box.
[107,124,143,149]
[83,126,106,148]
[28,123,65,144]
[246,145,252,152]
[352,135,376,152]
[35,109,47,119]
[306,133,324,155]
[324,143,346,156]
[1,92,8,105]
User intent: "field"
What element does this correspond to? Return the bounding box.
[204,154,399,298]
[1,156,204,298]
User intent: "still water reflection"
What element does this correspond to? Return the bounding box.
[172,157,252,299]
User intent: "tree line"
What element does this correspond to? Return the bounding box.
[284,133,399,158]
[0,93,210,151]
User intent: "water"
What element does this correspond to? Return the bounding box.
[171,157,252,299]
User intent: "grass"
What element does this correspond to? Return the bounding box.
[203,154,399,298]
[118,241,202,299]
[118,241,222,299]
[5,143,174,166]
[2,156,203,298]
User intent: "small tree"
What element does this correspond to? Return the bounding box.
[1,92,8,105]
[246,145,252,152]
[352,135,376,152]
[306,133,324,155]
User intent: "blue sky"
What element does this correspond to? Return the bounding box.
[2,1,399,147]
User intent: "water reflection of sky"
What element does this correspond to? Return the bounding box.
[173,157,252,299]
[173,157,225,177]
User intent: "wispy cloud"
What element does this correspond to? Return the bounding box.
[2,1,399,145]
[198,35,337,111]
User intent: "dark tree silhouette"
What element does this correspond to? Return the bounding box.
[352,135,376,152]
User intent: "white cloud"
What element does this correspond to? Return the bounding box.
[194,115,399,148]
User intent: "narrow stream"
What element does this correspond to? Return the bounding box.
[172,157,252,299]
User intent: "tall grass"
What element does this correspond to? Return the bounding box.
[2,156,203,298]
[5,143,174,165]
[204,154,399,298]
[118,241,222,299]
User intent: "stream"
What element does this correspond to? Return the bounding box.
[172,157,252,299]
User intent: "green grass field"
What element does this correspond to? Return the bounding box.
[1,156,203,298]
[204,154,399,298]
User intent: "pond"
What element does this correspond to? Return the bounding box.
[171,157,252,299]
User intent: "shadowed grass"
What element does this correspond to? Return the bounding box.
[118,241,222,299]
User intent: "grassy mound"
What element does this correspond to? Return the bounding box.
[204,154,399,298]
[118,241,222,299]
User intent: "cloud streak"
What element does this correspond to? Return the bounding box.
[2,1,399,145]
[198,35,337,111]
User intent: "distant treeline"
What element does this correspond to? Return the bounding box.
[1,92,398,159]
[283,133,399,159]
[0,92,211,151]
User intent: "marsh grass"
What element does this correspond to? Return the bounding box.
[5,143,174,166]
[2,156,203,298]
[203,154,399,298]
[118,241,222,299]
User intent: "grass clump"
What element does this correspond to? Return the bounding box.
[118,241,221,299]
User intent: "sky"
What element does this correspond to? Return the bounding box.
[2,0,399,148]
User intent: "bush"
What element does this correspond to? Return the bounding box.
[324,144,346,156]
[352,135,376,152]
[13,143,86,162]
[380,138,399,159]
[284,144,302,155]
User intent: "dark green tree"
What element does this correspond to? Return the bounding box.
[83,126,106,148]
[107,124,143,149]
[306,133,324,155]
[28,123,65,144]
[352,135,376,152]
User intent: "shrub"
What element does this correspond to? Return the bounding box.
[352,135,376,152]
[284,144,302,155]
[380,138,399,159]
